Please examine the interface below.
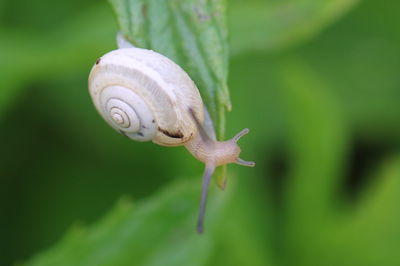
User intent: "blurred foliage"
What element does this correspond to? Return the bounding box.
[26,179,231,266]
[229,0,360,55]
[1,0,400,266]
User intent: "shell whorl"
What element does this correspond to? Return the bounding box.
[88,47,204,145]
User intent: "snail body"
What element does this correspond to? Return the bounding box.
[88,36,254,233]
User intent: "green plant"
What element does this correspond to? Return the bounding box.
[1,0,400,265]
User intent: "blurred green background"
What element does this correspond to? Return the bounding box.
[1,0,400,265]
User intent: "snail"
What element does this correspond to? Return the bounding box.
[88,34,255,233]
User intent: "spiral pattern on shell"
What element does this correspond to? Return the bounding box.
[88,47,204,145]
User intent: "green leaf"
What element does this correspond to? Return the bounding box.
[278,57,347,217]
[109,0,230,139]
[25,178,231,266]
[229,0,360,54]
[276,57,348,265]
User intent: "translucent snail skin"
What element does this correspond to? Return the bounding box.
[88,34,255,233]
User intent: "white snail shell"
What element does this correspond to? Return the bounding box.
[88,47,204,146]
